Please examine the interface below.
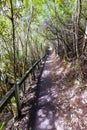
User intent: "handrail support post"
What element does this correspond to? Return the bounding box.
[15,82,21,118]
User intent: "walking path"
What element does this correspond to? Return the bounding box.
[32,50,87,130]
[32,51,58,130]
[4,50,87,130]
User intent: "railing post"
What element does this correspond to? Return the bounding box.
[23,81,26,94]
[37,63,40,70]
[32,70,36,81]
[15,82,21,118]
[29,73,32,84]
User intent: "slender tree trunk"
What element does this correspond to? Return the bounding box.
[72,14,76,55]
[82,19,87,53]
[10,0,22,119]
[10,0,16,82]
[75,0,82,59]
[75,0,79,59]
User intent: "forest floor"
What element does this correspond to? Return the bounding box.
[1,50,87,130]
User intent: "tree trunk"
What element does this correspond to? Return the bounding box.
[10,0,16,82]
[75,0,82,59]
[82,20,87,53]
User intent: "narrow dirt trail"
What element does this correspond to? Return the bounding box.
[32,50,87,130]
[32,50,58,130]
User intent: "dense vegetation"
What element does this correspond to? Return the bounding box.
[0,0,49,98]
[0,0,87,129]
[1,0,87,97]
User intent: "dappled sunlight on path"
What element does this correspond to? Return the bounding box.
[32,51,57,130]
[32,50,87,130]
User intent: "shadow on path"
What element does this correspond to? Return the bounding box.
[31,50,57,130]
[30,50,87,130]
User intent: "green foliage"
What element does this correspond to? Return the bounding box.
[0,121,6,130]
[74,63,79,69]
[0,15,10,38]
[0,0,85,82]
[0,0,49,100]
[80,83,86,90]
[11,97,18,117]
[1,0,87,128]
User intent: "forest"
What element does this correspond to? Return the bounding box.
[0,0,87,130]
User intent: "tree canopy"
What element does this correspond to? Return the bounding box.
[0,0,87,97]
[1,0,87,129]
